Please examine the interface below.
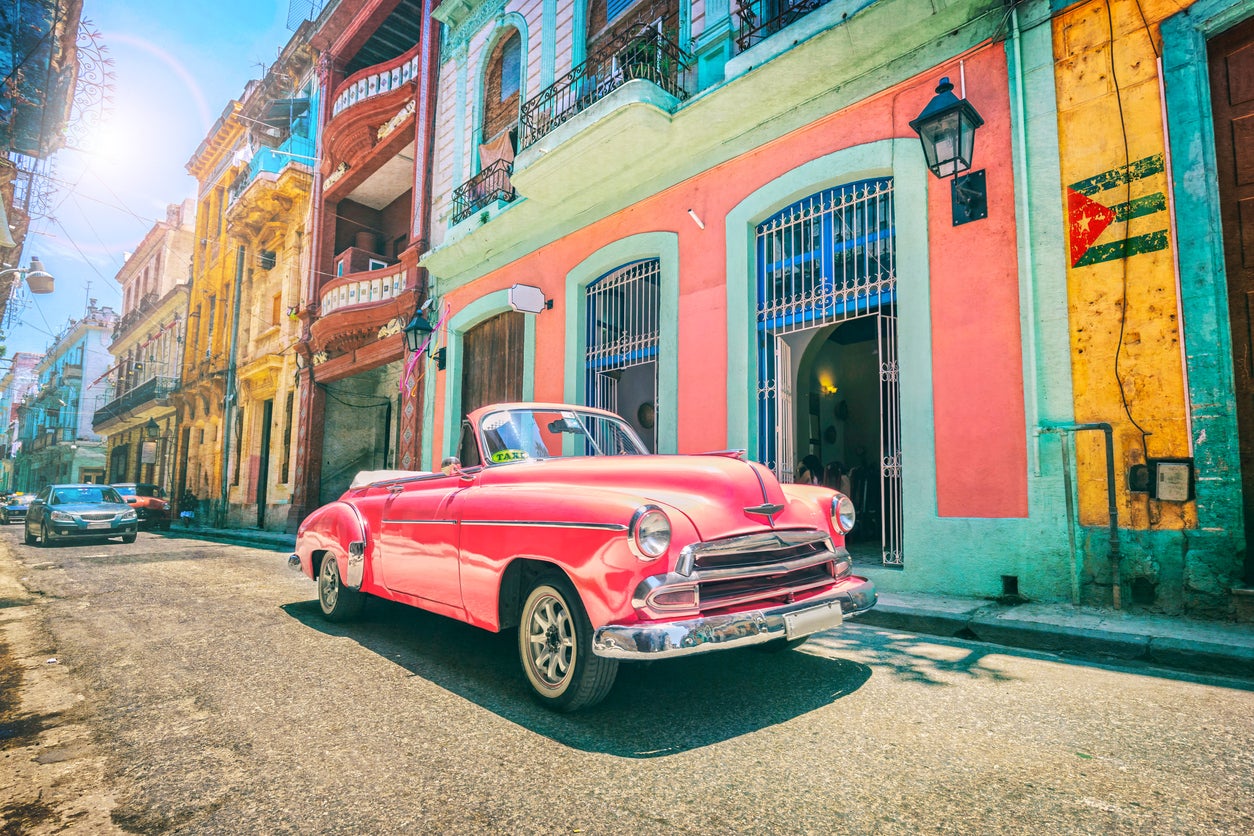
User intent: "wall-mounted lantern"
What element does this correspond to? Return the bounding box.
[909,77,987,226]
[145,417,160,439]
[404,307,445,370]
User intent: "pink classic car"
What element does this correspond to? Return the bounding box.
[290,402,876,710]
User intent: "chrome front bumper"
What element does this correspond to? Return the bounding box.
[592,577,876,660]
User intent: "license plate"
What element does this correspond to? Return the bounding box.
[86,521,110,529]
[783,601,843,639]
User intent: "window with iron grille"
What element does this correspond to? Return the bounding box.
[584,259,661,448]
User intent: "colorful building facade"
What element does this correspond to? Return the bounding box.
[289,0,440,522]
[223,24,318,530]
[408,0,1254,618]
[13,303,116,489]
[93,201,194,491]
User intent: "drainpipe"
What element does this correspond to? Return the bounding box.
[217,245,246,527]
[1037,423,1122,609]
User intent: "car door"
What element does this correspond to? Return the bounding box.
[378,471,474,611]
[26,488,49,530]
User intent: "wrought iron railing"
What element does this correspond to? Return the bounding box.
[451,159,515,224]
[734,0,836,53]
[519,25,691,150]
[91,376,178,428]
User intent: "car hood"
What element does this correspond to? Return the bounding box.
[476,454,830,540]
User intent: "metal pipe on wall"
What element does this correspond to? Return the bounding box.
[1037,423,1122,609]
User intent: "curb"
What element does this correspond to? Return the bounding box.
[857,597,1254,680]
[163,527,295,552]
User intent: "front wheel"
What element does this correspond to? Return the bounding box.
[39,521,53,547]
[318,553,365,621]
[23,524,36,545]
[121,532,137,544]
[518,575,617,711]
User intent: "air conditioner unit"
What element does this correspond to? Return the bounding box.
[260,250,277,270]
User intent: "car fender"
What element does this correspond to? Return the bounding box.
[295,500,370,589]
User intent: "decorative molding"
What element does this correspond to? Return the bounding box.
[377,99,416,141]
[439,0,508,50]
[378,317,404,339]
[324,161,350,189]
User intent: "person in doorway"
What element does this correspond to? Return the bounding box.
[796,454,823,485]
[825,461,852,496]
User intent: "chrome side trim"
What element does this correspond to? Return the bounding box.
[593,577,877,660]
[460,519,629,531]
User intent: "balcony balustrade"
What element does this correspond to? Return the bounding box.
[451,159,515,224]
[91,376,177,429]
[734,0,837,53]
[519,24,690,150]
[330,43,422,120]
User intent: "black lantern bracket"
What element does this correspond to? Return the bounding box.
[951,169,988,226]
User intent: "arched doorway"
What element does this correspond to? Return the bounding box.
[755,178,903,564]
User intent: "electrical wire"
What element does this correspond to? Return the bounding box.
[1105,0,1153,460]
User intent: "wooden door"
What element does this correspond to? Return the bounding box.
[1210,15,1254,583]
[460,311,524,416]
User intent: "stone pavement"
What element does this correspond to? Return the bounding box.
[165,525,1254,682]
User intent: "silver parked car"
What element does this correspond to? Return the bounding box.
[24,484,138,546]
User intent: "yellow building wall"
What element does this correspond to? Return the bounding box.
[1054,0,1196,529]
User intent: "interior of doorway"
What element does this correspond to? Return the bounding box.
[787,316,884,564]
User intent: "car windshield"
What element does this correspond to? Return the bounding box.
[478,408,647,463]
[113,485,136,496]
[51,487,123,505]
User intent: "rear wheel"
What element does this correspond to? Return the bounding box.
[318,553,365,621]
[518,574,617,711]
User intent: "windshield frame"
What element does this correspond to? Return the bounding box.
[475,406,649,465]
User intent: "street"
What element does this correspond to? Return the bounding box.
[1,525,1252,835]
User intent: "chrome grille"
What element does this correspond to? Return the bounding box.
[675,530,842,614]
[79,512,116,522]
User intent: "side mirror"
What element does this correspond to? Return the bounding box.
[441,456,462,477]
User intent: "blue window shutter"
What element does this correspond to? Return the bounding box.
[607,0,633,23]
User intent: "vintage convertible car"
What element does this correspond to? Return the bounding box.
[290,403,876,710]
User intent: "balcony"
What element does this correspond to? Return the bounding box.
[228,135,316,206]
[330,44,422,120]
[519,25,690,150]
[309,250,418,355]
[451,159,515,225]
[92,376,177,430]
[734,0,837,53]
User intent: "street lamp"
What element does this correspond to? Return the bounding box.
[145,417,160,439]
[909,77,987,225]
[0,257,55,293]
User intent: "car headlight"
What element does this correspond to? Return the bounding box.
[121,510,138,521]
[831,494,856,534]
[50,511,75,523]
[629,505,670,560]
[161,502,170,510]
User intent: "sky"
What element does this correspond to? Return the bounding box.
[6,0,299,356]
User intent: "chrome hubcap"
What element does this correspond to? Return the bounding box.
[320,560,338,609]
[526,593,573,687]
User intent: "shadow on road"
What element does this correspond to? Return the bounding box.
[281,597,871,757]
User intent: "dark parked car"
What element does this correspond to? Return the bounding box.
[1,493,36,525]
[111,483,172,530]
[24,484,138,546]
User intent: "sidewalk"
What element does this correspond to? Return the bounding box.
[165,525,1254,681]
[165,523,295,552]
[858,591,1254,680]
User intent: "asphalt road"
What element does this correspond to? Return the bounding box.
[1,526,1252,835]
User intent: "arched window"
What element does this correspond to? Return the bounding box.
[481,29,522,155]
